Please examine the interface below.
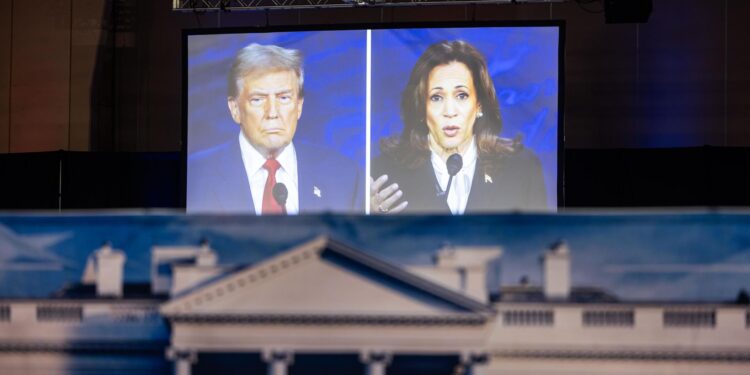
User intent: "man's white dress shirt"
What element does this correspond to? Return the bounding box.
[238,132,300,215]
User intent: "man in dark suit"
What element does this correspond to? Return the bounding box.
[187,44,361,214]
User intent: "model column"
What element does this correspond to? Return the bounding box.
[263,349,294,375]
[360,351,392,375]
[166,348,197,375]
[458,352,489,375]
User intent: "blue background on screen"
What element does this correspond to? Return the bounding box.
[371,27,559,207]
[187,30,367,162]
[187,26,559,210]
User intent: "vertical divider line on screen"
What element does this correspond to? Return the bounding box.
[365,29,372,215]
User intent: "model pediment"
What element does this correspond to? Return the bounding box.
[160,236,491,319]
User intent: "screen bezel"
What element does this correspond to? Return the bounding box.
[180,20,566,212]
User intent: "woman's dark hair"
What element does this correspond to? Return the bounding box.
[381,40,516,170]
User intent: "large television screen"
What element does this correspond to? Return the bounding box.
[185,22,562,215]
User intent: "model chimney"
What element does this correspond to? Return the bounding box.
[151,240,220,296]
[409,245,502,302]
[542,240,570,300]
[196,239,218,267]
[93,242,126,298]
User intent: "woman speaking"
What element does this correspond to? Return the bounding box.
[370,40,548,214]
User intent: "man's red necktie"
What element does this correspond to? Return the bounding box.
[261,158,283,214]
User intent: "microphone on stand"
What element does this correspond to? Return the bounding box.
[437,153,463,198]
[272,183,288,215]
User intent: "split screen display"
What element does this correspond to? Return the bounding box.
[186,26,560,215]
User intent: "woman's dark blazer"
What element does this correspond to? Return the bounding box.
[371,147,549,214]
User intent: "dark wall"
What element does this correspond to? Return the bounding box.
[1,0,750,152]
[1,1,750,209]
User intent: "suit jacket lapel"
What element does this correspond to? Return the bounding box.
[415,161,451,214]
[296,144,322,213]
[466,161,496,212]
[218,140,255,213]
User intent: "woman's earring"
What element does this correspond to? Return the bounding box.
[477,112,484,119]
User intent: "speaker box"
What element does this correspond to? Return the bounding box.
[604,0,653,23]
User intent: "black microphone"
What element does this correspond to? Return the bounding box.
[272,183,288,214]
[437,153,463,197]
